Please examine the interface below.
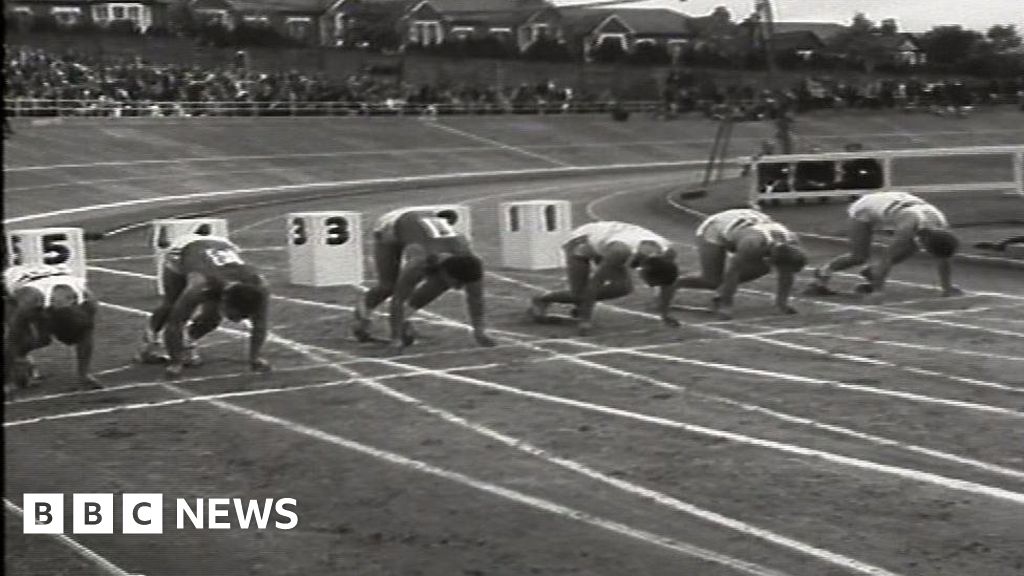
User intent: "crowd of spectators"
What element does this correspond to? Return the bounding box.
[5,45,1023,119]
[660,71,1024,121]
[2,46,595,117]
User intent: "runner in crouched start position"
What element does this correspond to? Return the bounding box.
[805,191,961,303]
[353,207,496,353]
[3,264,99,394]
[137,235,271,377]
[676,209,806,319]
[530,221,680,335]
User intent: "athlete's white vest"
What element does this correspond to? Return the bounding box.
[848,192,948,229]
[566,221,670,256]
[4,264,88,307]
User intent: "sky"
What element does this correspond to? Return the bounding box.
[554,0,1024,34]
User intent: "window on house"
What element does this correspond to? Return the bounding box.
[92,5,107,20]
[51,7,81,25]
[597,33,626,51]
[286,18,311,40]
[127,6,140,21]
[112,6,124,18]
[531,23,549,42]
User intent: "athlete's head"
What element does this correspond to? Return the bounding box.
[47,306,94,345]
[438,254,483,288]
[221,283,265,321]
[917,228,959,258]
[767,244,807,272]
[639,256,679,287]
[436,209,459,226]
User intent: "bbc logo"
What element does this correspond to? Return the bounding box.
[24,494,162,535]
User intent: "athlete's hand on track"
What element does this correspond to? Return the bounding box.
[388,339,406,355]
[577,321,593,336]
[863,292,886,305]
[165,362,185,379]
[250,358,272,373]
[474,332,497,347]
[942,286,965,297]
[661,315,681,328]
[776,304,798,315]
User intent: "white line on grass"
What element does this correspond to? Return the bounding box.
[422,120,573,167]
[487,271,1023,416]
[8,127,1017,172]
[5,162,701,225]
[74,270,911,575]
[62,299,806,576]
[88,263,1024,482]
[3,499,134,576]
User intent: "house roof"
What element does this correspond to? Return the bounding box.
[771,21,846,43]
[7,0,172,4]
[191,0,233,10]
[225,0,332,13]
[614,8,689,36]
[771,30,825,51]
[560,7,688,37]
[406,0,548,26]
[419,0,544,12]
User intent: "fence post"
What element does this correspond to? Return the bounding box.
[1014,150,1024,196]
[882,156,894,191]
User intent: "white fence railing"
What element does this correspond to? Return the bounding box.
[3,98,664,118]
[749,145,1024,205]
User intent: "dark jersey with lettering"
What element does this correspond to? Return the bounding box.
[172,237,264,289]
[376,209,470,256]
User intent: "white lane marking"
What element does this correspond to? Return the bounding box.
[799,330,1024,363]
[8,127,1018,172]
[422,120,573,167]
[3,499,134,576]
[41,299,800,576]
[489,270,1023,417]
[87,263,1024,481]
[4,160,703,225]
[79,269,904,575]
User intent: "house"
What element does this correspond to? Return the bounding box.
[769,21,846,45]
[398,0,550,50]
[740,20,846,59]
[321,0,412,48]
[560,7,691,60]
[874,32,927,65]
[5,0,172,33]
[188,0,329,44]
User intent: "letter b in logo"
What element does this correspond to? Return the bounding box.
[73,494,113,534]
[122,494,163,534]
[23,494,63,534]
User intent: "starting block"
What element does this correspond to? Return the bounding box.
[500,200,572,270]
[5,227,87,280]
[288,211,363,286]
[405,204,473,240]
[151,218,229,294]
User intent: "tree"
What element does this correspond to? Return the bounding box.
[987,24,1022,51]
[920,25,984,66]
[879,18,898,36]
[829,12,888,72]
